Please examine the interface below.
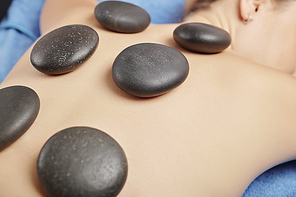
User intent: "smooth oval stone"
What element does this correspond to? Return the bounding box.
[112,43,189,98]
[94,1,151,33]
[0,86,40,151]
[37,127,128,197]
[31,25,99,75]
[173,23,231,54]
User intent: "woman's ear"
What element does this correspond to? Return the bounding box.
[240,0,268,22]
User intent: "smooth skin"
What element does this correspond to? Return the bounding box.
[1,0,296,196]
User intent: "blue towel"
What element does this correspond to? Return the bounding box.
[0,0,46,83]
[98,0,185,24]
[0,1,296,196]
[243,160,296,197]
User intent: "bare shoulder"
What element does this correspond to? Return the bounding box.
[40,0,98,34]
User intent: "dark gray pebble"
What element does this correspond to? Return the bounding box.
[173,23,231,54]
[112,43,189,97]
[94,1,150,33]
[37,127,128,197]
[0,86,40,151]
[31,25,99,75]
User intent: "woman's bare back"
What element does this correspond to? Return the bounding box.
[1,1,296,196]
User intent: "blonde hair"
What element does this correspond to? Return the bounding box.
[191,0,217,11]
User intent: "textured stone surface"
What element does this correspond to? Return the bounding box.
[173,23,231,54]
[94,1,150,33]
[37,127,128,197]
[31,25,99,75]
[0,86,40,151]
[112,43,189,97]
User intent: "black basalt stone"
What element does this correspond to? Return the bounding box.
[37,127,128,197]
[0,86,40,151]
[112,43,189,98]
[94,1,150,33]
[31,25,99,75]
[173,23,231,54]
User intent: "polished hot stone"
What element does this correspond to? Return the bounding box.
[173,23,231,54]
[112,43,189,98]
[37,127,128,197]
[0,86,40,151]
[31,25,99,75]
[94,1,151,33]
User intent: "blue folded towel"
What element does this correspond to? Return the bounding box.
[243,160,296,197]
[0,0,46,83]
[0,1,296,196]
[98,0,185,24]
